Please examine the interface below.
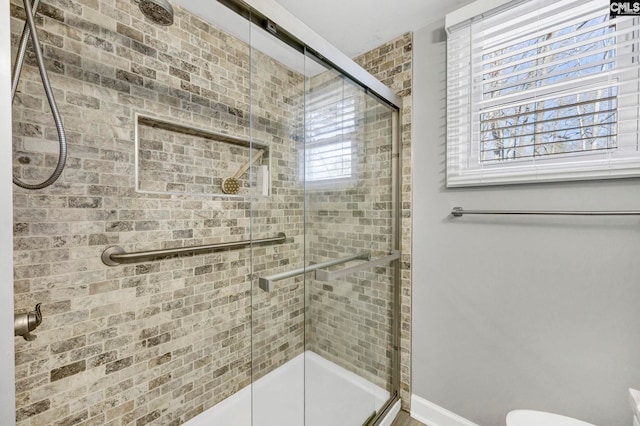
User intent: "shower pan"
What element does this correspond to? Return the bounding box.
[9,0,401,425]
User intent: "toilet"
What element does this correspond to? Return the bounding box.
[506,410,597,426]
[508,389,640,425]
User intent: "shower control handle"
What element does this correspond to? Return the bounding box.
[14,303,42,341]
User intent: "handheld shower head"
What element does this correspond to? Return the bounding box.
[138,0,174,26]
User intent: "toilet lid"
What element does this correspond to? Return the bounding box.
[507,410,597,426]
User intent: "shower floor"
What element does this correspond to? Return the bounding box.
[183,351,390,426]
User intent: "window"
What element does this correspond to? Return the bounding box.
[446,0,640,186]
[305,78,357,185]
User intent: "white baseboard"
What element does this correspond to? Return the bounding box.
[410,394,479,426]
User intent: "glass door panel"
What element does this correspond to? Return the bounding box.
[248,17,397,426]
[303,53,396,426]
[249,19,307,426]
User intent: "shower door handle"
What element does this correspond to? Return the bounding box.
[259,252,371,292]
[314,251,400,282]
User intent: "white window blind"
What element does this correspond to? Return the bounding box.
[446,0,640,187]
[305,79,356,183]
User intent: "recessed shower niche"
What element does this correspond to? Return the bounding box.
[135,114,270,197]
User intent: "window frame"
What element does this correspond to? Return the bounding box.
[445,0,640,187]
[302,78,359,189]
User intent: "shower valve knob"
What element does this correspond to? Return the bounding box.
[14,303,42,341]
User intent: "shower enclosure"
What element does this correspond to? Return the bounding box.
[248,21,401,424]
[9,0,401,424]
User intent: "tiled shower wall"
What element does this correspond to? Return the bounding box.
[11,1,305,425]
[11,0,409,424]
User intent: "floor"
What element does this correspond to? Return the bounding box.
[391,410,426,426]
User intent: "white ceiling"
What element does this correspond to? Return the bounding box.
[273,0,474,58]
[173,0,327,75]
[173,0,477,70]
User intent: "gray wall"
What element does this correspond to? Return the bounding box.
[412,19,640,426]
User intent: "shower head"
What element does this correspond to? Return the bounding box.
[138,0,174,26]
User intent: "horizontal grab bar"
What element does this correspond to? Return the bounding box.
[102,233,287,266]
[258,252,371,292]
[451,207,640,217]
[315,251,400,282]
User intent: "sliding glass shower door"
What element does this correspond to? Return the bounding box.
[302,57,397,426]
[248,17,399,423]
[249,19,307,426]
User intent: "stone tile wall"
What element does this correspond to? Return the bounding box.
[11,1,304,425]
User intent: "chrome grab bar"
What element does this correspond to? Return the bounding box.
[102,233,287,266]
[258,252,371,292]
[451,207,640,217]
[315,250,400,282]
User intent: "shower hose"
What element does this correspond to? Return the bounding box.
[11,0,67,190]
